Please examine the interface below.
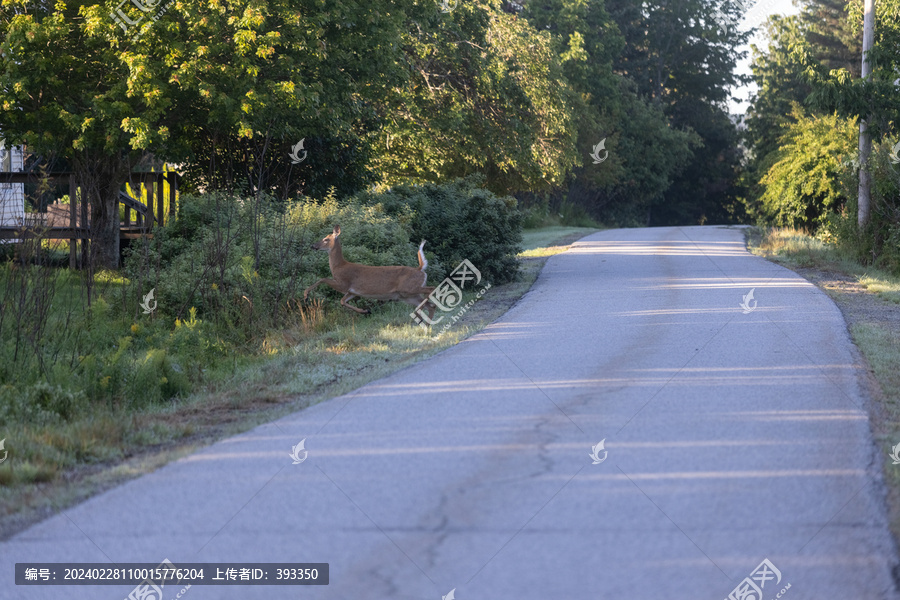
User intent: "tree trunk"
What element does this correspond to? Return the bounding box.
[858,120,871,227]
[858,0,875,227]
[73,151,131,270]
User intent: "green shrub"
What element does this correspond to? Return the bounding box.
[356,176,522,284]
[123,191,417,330]
[518,196,600,229]
[0,381,86,426]
[292,192,422,273]
[128,348,191,407]
[865,140,900,273]
[757,109,857,229]
[822,139,900,273]
[520,203,550,229]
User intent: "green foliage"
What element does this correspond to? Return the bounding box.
[596,0,749,225]
[801,0,900,136]
[520,198,600,229]
[519,0,623,194]
[151,0,409,198]
[0,0,150,157]
[0,0,754,235]
[131,348,191,406]
[744,0,900,278]
[504,0,741,226]
[1,185,521,420]
[746,16,813,168]
[800,0,860,76]
[371,1,580,196]
[357,177,523,284]
[126,191,415,327]
[746,1,861,192]
[757,108,857,228]
[0,0,160,266]
[604,91,704,225]
[0,382,86,426]
[606,0,750,105]
[0,0,412,253]
[821,140,900,272]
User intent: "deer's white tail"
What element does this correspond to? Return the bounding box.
[417,240,428,272]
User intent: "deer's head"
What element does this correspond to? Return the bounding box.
[311,225,341,251]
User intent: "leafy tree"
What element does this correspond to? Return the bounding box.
[606,0,749,107]
[604,0,750,225]
[745,16,812,163]
[518,0,697,224]
[742,0,900,236]
[0,0,416,268]
[369,0,581,196]
[747,1,861,164]
[564,80,700,225]
[801,0,900,136]
[800,0,861,77]
[758,107,857,228]
[137,0,411,199]
[651,100,742,225]
[0,0,165,268]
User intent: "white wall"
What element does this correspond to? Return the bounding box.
[0,143,24,229]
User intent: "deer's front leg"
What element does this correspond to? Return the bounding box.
[304,278,339,300]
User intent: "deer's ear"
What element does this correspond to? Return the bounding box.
[333,225,341,237]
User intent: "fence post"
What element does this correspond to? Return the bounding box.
[167,172,177,219]
[79,178,88,268]
[69,174,76,269]
[156,173,164,226]
[146,174,155,233]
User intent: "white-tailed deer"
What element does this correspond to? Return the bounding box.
[303,225,437,319]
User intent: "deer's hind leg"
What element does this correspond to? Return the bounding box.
[340,293,371,315]
[402,287,437,320]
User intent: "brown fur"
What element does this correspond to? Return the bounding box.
[303,225,437,319]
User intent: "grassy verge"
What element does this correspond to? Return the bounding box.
[520,226,599,257]
[0,225,597,540]
[747,226,900,540]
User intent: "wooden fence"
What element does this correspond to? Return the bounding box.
[0,171,179,268]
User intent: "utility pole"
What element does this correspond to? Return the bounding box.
[858,0,875,227]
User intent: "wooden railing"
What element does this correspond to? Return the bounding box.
[0,171,180,267]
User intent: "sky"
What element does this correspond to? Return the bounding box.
[729,0,802,114]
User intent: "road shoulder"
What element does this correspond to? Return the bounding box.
[746,232,900,556]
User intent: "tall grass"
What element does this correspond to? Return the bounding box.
[0,185,524,501]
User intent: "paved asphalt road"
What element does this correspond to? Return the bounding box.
[3,226,899,600]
